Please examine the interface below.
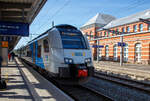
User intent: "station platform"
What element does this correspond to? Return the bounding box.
[0,58,74,101]
[94,61,150,81]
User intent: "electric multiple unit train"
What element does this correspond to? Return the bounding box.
[18,24,94,84]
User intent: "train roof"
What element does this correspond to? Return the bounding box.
[55,24,77,30]
[28,29,50,44]
[27,24,78,45]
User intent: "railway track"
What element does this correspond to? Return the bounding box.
[58,84,113,101]
[94,71,150,93]
[21,59,113,101]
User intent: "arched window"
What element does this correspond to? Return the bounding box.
[105,45,109,60]
[116,28,119,34]
[135,43,141,62]
[108,32,110,37]
[90,31,92,38]
[123,44,128,62]
[127,26,130,32]
[99,32,102,37]
[139,24,143,32]
[98,48,102,60]
[122,27,125,32]
[133,25,137,32]
[104,32,107,37]
[113,44,118,61]
[148,24,150,30]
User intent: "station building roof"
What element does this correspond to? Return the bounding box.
[81,13,116,29]
[102,9,150,29]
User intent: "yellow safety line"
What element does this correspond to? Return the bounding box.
[5,73,8,83]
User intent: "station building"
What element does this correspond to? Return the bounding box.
[80,9,150,64]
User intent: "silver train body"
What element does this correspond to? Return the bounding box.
[19,24,94,84]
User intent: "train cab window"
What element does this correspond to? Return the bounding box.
[61,32,87,49]
[37,45,41,58]
[43,39,49,52]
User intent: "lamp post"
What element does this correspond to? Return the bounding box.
[97,39,99,62]
[120,35,123,66]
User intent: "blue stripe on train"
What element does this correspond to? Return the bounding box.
[29,43,34,62]
[30,41,45,69]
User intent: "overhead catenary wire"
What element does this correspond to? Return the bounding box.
[20,0,61,44]
[33,0,60,33]
[113,0,150,16]
[37,0,71,34]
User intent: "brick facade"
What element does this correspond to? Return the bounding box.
[81,10,150,64]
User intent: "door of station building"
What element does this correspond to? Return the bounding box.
[135,43,141,62]
[113,44,118,61]
[123,44,128,62]
[105,45,109,60]
[98,48,102,60]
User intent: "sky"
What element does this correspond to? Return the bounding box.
[15,0,150,49]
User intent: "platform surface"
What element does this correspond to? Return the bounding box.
[94,61,150,80]
[0,58,74,101]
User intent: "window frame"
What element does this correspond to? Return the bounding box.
[126,26,130,32]
[105,45,109,60]
[135,43,141,62]
[113,44,118,61]
[123,44,128,62]
[139,24,143,32]
[148,24,150,30]
[43,39,50,53]
[133,25,137,32]
[122,27,125,32]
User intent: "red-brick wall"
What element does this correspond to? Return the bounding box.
[81,21,150,64]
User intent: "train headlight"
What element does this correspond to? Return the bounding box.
[85,58,93,67]
[64,58,73,64]
[85,58,91,63]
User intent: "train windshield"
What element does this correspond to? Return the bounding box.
[60,31,87,49]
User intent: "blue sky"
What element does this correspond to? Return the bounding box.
[15,0,150,49]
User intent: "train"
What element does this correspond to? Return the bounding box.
[18,24,94,85]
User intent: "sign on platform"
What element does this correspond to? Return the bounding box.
[118,42,126,47]
[1,41,8,48]
[0,21,29,36]
[92,45,104,48]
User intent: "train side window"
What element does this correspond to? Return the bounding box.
[43,39,49,52]
[27,51,32,57]
[37,45,41,58]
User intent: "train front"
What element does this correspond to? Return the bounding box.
[57,25,94,84]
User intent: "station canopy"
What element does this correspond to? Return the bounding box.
[0,0,47,51]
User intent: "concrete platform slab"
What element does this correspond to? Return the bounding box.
[0,58,74,101]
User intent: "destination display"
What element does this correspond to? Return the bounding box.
[0,21,29,36]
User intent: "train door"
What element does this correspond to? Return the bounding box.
[43,39,50,69]
[33,43,36,63]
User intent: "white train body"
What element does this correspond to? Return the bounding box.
[19,24,94,84]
